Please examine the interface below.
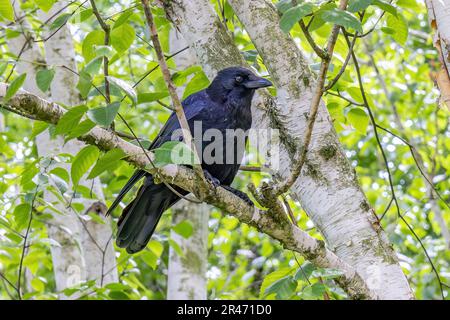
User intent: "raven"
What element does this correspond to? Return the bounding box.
[107,67,272,254]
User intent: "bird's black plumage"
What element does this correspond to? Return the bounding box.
[107,67,272,254]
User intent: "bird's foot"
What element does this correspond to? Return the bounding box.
[221,185,254,206]
[202,169,220,188]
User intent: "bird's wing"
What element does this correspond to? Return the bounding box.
[106,90,211,216]
[148,90,211,150]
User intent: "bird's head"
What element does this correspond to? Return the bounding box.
[206,67,272,103]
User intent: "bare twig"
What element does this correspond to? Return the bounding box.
[299,20,328,60]
[275,0,349,196]
[140,0,206,182]
[89,0,111,103]
[347,34,446,300]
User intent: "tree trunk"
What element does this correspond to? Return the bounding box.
[167,201,209,299]
[427,0,450,111]
[167,30,209,300]
[7,1,117,296]
[163,0,413,299]
[37,2,117,287]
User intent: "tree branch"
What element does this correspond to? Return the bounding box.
[0,83,375,299]
[140,0,206,181]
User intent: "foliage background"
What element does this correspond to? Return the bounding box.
[0,0,449,299]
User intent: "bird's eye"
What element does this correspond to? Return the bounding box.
[235,76,244,83]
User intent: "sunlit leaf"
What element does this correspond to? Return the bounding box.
[87,148,126,179]
[3,73,26,102]
[71,145,99,186]
[279,3,315,33]
[87,102,121,127]
[36,68,55,93]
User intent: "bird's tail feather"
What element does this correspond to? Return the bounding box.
[116,176,182,254]
[105,169,146,217]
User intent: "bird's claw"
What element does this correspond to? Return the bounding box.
[202,169,220,188]
[221,185,254,207]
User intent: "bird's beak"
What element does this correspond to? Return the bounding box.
[244,76,273,89]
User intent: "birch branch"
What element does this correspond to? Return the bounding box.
[140,0,206,182]
[0,83,375,299]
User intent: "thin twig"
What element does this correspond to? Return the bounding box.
[347,34,446,300]
[89,0,111,104]
[140,0,206,182]
[275,0,349,196]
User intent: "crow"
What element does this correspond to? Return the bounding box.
[106,66,272,254]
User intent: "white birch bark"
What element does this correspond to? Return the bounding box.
[6,1,117,296]
[37,2,117,287]
[426,0,450,110]
[6,3,87,295]
[167,201,209,299]
[167,30,209,300]
[426,0,450,72]
[163,0,413,299]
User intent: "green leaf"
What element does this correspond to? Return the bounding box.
[31,121,49,138]
[113,10,133,29]
[148,240,164,257]
[21,163,39,191]
[0,62,8,76]
[137,92,169,104]
[0,0,14,21]
[87,212,106,225]
[279,3,315,33]
[294,262,315,281]
[276,0,294,14]
[373,0,397,16]
[65,119,96,141]
[50,13,71,31]
[3,73,26,102]
[31,278,45,292]
[36,68,55,93]
[55,105,88,136]
[169,239,184,257]
[71,145,99,186]
[182,71,210,100]
[50,167,70,183]
[77,71,92,99]
[14,203,31,230]
[87,148,126,179]
[79,8,93,21]
[33,0,56,12]
[347,107,369,134]
[108,291,130,300]
[386,14,408,45]
[264,275,297,299]
[82,30,105,63]
[140,250,158,269]
[111,23,135,53]
[348,0,373,13]
[83,57,103,77]
[300,283,327,300]
[381,26,395,35]
[260,267,295,298]
[172,220,193,238]
[94,45,115,59]
[153,141,197,167]
[321,8,363,33]
[87,102,121,127]
[172,65,202,86]
[106,76,137,105]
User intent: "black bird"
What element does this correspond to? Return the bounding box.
[106,67,272,254]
